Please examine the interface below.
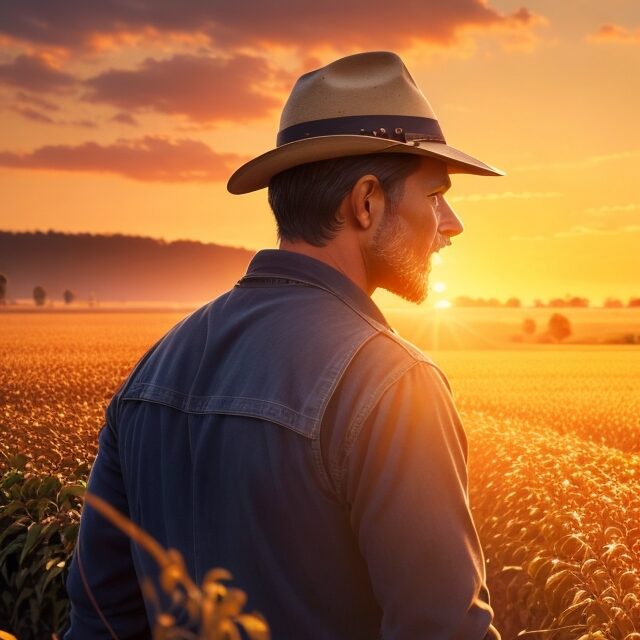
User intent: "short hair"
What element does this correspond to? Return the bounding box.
[268,153,422,246]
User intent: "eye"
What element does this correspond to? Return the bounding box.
[428,193,440,208]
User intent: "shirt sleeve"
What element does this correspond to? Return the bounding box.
[343,359,500,640]
[63,395,150,640]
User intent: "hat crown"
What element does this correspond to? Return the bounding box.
[279,51,437,132]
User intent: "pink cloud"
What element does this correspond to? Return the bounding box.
[83,53,284,123]
[588,23,640,44]
[0,1,543,53]
[111,112,139,126]
[15,91,61,111]
[10,106,56,124]
[0,135,247,182]
[0,54,76,92]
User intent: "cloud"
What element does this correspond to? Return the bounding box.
[83,53,284,123]
[11,106,56,124]
[111,112,138,126]
[450,191,562,203]
[0,135,247,182]
[9,105,97,128]
[510,224,640,240]
[516,150,640,172]
[588,23,640,45]
[0,54,76,93]
[69,119,98,129]
[554,225,640,238]
[0,1,544,53]
[584,203,640,216]
[15,91,60,111]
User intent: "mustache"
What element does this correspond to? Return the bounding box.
[431,234,452,252]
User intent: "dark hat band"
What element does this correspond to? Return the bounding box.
[277,115,446,146]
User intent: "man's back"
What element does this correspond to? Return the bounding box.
[65,250,499,639]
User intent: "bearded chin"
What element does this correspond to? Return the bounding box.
[370,213,432,304]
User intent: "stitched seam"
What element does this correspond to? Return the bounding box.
[337,359,422,499]
[123,382,317,421]
[317,331,381,501]
[118,396,316,439]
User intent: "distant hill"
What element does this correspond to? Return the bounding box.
[0,230,256,304]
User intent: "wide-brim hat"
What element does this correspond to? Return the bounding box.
[227,51,505,195]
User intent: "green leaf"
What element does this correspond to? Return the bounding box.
[58,485,85,503]
[20,477,41,500]
[19,523,42,565]
[0,539,24,566]
[72,462,91,479]
[62,523,79,545]
[0,519,29,547]
[13,586,34,614]
[1,472,24,491]
[0,501,25,519]
[8,453,28,471]
[15,567,29,592]
[42,564,65,592]
[37,476,61,499]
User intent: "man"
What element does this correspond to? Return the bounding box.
[65,51,504,639]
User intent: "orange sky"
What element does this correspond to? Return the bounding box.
[0,1,638,309]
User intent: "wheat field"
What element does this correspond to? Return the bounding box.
[1,311,639,639]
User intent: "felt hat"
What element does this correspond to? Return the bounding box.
[227,51,504,194]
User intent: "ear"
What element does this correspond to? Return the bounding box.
[348,174,385,231]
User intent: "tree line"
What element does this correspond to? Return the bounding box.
[452,295,640,308]
[0,276,82,307]
[1,273,639,309]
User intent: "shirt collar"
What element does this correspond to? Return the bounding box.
[241,249,391,330]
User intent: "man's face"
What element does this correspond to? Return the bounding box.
[368,157,462,304]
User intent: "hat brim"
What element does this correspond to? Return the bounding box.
[227,135,504,194]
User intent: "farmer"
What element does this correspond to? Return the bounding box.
[65,51,504,639]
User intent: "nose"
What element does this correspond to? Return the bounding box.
[437,195,464,237]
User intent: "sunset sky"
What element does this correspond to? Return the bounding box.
[1,1,638,308]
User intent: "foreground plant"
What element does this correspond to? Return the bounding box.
[83,492,270,640]
[0,455,84,638]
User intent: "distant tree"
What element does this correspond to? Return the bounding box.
[63,289,75,305]
[533,298,545,308]
[487,298,501,307]
[548,313,572,342]
[454,296,475,307]
[628,297,640,308]
[33,285,46,307]
[567,296,589,308]
[0,273,6,305]
[522,318,536,335]
[604,297,623,308]
[505,297,521,308]
[548,298,566,308]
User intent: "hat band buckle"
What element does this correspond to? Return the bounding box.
[277,115,446,147]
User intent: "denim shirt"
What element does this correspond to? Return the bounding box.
[64,249,500,640]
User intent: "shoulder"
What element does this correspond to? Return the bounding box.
[321,328,454,452]
[336,328,452,402]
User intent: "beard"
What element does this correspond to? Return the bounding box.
[369,202,433,304]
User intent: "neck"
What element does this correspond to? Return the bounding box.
[278,239,375,296]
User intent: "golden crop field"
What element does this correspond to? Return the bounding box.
[1,310,639,639]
